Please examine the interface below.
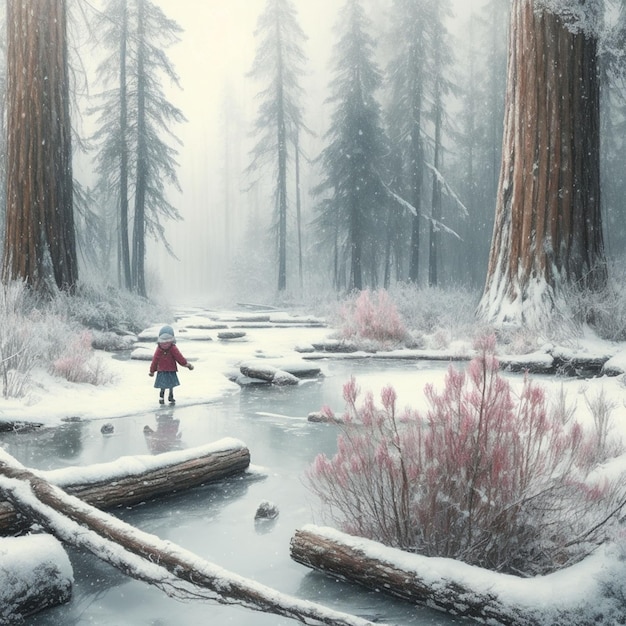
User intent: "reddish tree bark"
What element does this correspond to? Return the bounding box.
[3,0,78,292]
[478,0,606,327]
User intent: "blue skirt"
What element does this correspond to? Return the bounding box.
[154,371,180,389]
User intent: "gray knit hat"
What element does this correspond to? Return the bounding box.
[157,325,176,344]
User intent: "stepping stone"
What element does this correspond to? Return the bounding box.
[218,331,247,340]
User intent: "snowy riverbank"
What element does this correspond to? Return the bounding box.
[3,305,626,625]
[3,305,626,434]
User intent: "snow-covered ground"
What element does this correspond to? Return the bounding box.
[0,308,333,427]
[3,305,626,625]
[4,305,626,434]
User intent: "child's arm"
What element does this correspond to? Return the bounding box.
[171,344,193,369]
[149,348,160,375]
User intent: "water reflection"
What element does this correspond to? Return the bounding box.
[296,570,471,625]
[51,422,84,459]
[0,422,86,471]
[143,409,183,453]
[115,474,259,538]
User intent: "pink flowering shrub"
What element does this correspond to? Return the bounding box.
[52,330,113,385]
[307,336,625,575]
[338,289,407,348]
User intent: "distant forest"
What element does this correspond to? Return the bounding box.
[2,0,626,323]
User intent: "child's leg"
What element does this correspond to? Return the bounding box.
[159,389,165,404]
[168,388,175,403]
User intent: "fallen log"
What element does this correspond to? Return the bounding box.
[290,525,614,626]
[0,420,43,433]
[0,450,380,626]
[0,438,250,535]
[0,534,72,623]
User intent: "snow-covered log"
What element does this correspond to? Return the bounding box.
[290,525,622,626]
[0,439,250,535]
[0,534,72,623]
[0,450,379,626]
[0,502,16,534]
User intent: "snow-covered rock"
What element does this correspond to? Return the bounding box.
[272,370,299,386]
[239,359,319,384]
[0,534,73,622]
[240,362,277,382]
[217,331,247,340]
[255,500,279,520]
[602,349,626,376]
[309,339,359,353]
[499,350,554,373]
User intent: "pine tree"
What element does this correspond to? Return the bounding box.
[91,0,131,287]
[90,0,185,296]
[314,0,388,292]
[386,0,431,285]
[446,1,508,288]
[426,1,454,287]
[602,86,626,263]
[247,0,309,293]
[384,0,456,286]
[3,0,78,293]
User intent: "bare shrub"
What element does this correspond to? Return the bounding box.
[551,383,576,426]
[0,282,42,398]
[0,281,129,396]
[307,336,626,576]
[51,281,170,334]
[336,289,407,348]
[566,260,626,341]
[389,283,479,336]
[493,324,543,355]
[585,389,620,461]
[51,330,116,385]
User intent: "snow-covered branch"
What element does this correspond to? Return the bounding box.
[379,177,463,241]
[425,161,470,217]
[0,448,378,626]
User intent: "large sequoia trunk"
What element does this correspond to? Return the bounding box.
[478,0,606,327]
[3,0,78,292]
[0,450,375,626]
[0,439,251,535]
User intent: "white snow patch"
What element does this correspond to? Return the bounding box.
[2,307,626,621]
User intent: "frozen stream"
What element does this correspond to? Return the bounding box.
[2,358,476,625]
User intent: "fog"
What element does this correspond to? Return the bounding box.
[75,0,490,305]
[149,0,342,304]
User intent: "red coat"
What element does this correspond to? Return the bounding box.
[150,342,188,373]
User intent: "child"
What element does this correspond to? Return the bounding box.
[149,325,194,404]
